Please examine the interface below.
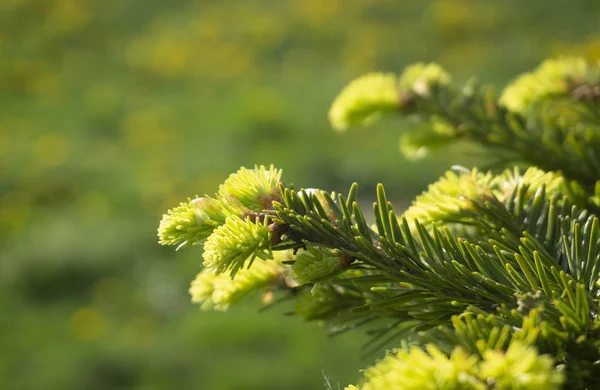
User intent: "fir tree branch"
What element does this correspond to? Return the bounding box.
[330,58,600,188]
[158,56,600,388]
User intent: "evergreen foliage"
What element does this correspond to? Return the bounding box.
[158,57,600,389]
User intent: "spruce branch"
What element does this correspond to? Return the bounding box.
[329,57,600,188]
[158,58,600,388]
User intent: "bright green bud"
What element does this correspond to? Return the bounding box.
[188,269,218,310]
[480,342,564,390]
[350,344,483,390]
[348,342,563,390]
[403,168,493,228]
[404,166,565,229]
[218,165,282,212]
[189,259,282,311]
[490,166,565,201]
[329,73,400,131]
[399,62,451,97]
[202,216,274,276]
[292,246,347,285]
[192,197,229,224]
[500,57,589,114]
[158,197,228,249]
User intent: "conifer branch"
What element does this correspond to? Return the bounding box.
[159,57,600,389]
[330,58,600,187]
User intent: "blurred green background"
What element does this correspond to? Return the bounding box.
[2,1,600,389]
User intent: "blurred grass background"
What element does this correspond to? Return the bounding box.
[1,0,600,389]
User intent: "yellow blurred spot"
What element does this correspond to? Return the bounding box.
[70,307,104,341]
[32,133,70,168]
[122,317,156,350]
[47,0,90,33]
[150,38,191,77]
[294,0,341,25]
